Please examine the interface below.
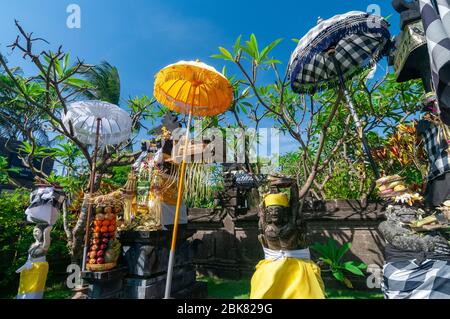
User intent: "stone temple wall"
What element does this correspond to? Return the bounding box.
[187,200,387,288]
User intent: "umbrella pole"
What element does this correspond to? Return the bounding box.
[330,53,380,179]
[164,106,194,299]
[82,118,101,272]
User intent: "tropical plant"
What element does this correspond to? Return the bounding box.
[0,156,21,185]
[373,121,427,190]
[212,34,351,212]
[279,73,424,201]
[81,61,121,105]
[0,22,163,262]
[311,238,367,289]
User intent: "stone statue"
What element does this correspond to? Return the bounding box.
[16,182,65,299]
[28,224,52,259]
[258,176,307,251]
[251,176,325,299]
[379,205,450,253]
[392,0,421,28]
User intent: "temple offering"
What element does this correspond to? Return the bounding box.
[86,191,122,271]
[376,175,408,198]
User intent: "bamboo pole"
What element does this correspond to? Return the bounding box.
[82,118,101,272]
[164,101,194,299]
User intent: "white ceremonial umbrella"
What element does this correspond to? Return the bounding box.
[62,100,132,271]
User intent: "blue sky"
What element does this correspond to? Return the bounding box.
[0,0,400,154]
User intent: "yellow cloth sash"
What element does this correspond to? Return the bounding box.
[17,261,49,299]
[250,252,325,299]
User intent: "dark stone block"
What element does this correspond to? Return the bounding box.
[123,267,197,299]
[173,281,208,299]
[120,236,193,277]
[81,267,126,299]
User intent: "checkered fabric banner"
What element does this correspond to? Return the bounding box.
[417,118,450,180]
[289,11,391,94]
[420,0,450,124]
[382,259,450,299]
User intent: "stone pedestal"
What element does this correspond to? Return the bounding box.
[123,267,206,299]
[81,267,126,299]
[118,228,207,299]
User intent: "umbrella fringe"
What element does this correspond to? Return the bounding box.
[291,56,386,95]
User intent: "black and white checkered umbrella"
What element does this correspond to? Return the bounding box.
[289,11,392,178]
[289,11,391,94]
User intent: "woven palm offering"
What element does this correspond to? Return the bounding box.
[376,175,408,198]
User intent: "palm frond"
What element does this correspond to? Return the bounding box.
[82,61,121,104]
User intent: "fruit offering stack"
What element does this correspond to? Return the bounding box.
[376,175,408,199]
[86,195,122,271]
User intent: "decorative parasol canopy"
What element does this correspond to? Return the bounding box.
[62,100,132,147]
[153,60,233,117]
[289,11,391,94]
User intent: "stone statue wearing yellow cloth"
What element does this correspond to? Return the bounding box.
[250,180,325,299]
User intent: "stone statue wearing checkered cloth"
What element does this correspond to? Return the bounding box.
[380,95,450,300]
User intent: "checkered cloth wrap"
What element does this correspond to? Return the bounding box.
[289,11,391,94]
[382,259,450,299]
[420,0,450,124]
[417,119,450,180]
[27,187,66,211]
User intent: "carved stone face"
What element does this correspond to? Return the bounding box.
[33,227,43,242]
[265,205,290,226]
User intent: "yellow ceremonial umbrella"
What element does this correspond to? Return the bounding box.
[154,60,233,298]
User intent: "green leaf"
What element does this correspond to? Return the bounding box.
[263,59,282,65]
[54,58,63,77]
[356,263,368,270]
[311,242,328,257]
[336,242,351,262]
[319,257,333,266]
[211,53,231,61]
[245,33,259,61]
[233,35,242,55]
[326,238,338,261]
[260,38,282,63]
[65,77,90,88]
[332,270,345,282]
[241,87,250,98]
[63,53,70,72]
[343,277,354,289]
[239,103,248,115]
[219,47,234,61]
[221,65,227,77]
[343,261,366,276]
